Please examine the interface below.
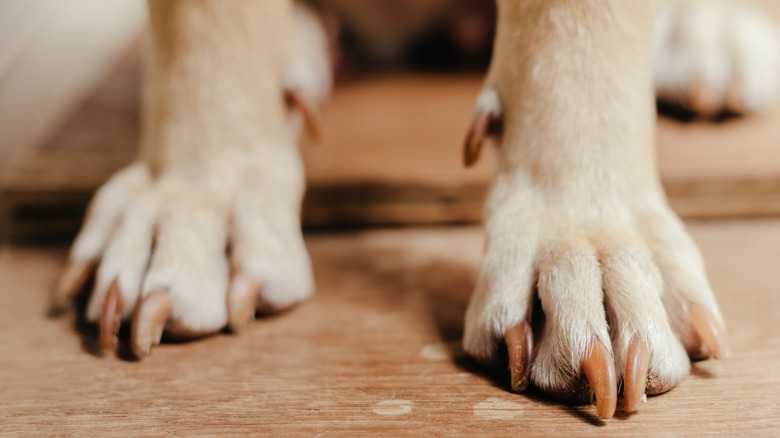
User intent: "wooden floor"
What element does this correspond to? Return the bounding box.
[2,220,779,436]
[6,55,780,240]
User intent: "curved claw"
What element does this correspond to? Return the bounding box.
[51,260,97,313]
[689,79,722,116]
[581,338,617,419]
[131,290,172,357]
[99,280,124,353]
[505,320,534,393]
[623,335,651,413]
[463,111,493,167]
[463,87,502,167]
[285,88,322,141]
[689,302,730,359]
[227,272,261,333]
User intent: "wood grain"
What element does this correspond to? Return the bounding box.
[4,49,780,240]
[1,221,779,435]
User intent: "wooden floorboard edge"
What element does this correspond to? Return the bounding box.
[4,178,780,241]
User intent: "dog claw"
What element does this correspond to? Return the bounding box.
[99,280,123,353]
[505,320,534,393]
[464,111,492,166]
[285,87,322,140]
[463,88,502,167]
[51,260,96,313]
[623,335,651,413]
[689,79,721,116]
[131,290,172,357]
[227,272,261,333]
[581,338,617,419]
[689,302,730,359]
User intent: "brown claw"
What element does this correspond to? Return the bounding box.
[623,335,651,413]
[99,280,124,353]
[285,88,322,141]
[689,79,722,117]
[51,259,97,313]
[463,111,491,167]
[689,302,730,359]
[581,338,617,419]
[227,273,261,333]
[131,290,172,357]
[505,320,534,393]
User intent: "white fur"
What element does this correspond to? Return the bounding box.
[653,0,780,113]
[86,179,156,321]
[286,2,333,106]
[71,164,149,263]
[474,87,501,118]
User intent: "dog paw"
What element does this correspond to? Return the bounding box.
[51,0,331,358]
[463,196,728,418]
[653,0,780,116]
[53,160,313,357]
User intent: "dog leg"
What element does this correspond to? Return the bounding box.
[54,0,331,355]
[463,0,727,418]
[654,0,780,115]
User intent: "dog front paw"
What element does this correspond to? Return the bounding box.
[463,193,728,418]
[653,0,780,116]
[53,160,312,357]
[51,0,332,358]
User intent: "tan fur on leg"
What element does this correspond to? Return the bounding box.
[62,0,331,355]
[464,0,726,418]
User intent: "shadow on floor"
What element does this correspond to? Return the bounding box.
[314,240,612,425]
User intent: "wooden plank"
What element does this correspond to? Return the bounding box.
[4,49,780,240]
[1,220,779,435]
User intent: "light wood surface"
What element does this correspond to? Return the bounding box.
[5,49,780,239]
[1,220,779,435]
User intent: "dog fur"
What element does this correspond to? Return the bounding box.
[464,0,716,405]
[56,0,779,418]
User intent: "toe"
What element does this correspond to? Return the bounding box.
[85,193,157,324]
[141,193,230,339]
[69,165,149,263]
[55,165,149,312]
[688,302,730,359]
[532,240,612,397]
[227,272,261,333]
[231,187,313,315]
[231,223,313,314]
[648,213,728,361]
[462,213,538,366]
[599,237,690,407]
